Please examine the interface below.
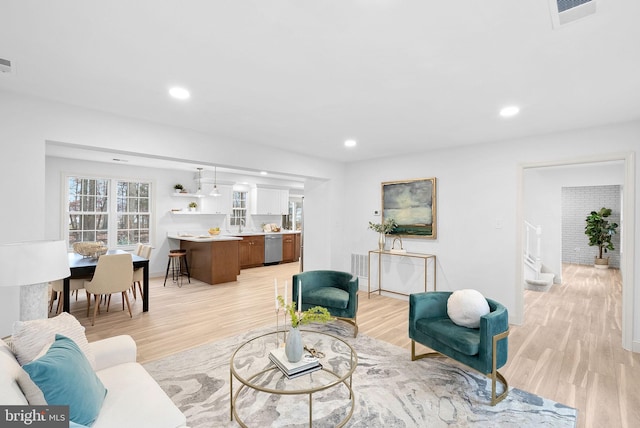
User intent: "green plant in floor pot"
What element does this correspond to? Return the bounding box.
[585,207,619,269]
[278,295,332,362]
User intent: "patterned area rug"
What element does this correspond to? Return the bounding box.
[144,322,577,427]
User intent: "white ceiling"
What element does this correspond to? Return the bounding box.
[2,0,640,165]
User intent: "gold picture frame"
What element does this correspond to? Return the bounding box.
[382,177,437,239]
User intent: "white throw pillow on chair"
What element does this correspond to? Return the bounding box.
[447,289,490,329]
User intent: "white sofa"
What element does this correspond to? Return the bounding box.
[1,334,187,428]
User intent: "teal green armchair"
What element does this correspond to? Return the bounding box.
[292,270,359,337]
[409,291,509,405]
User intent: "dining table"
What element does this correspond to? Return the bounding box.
[63,249,150,313]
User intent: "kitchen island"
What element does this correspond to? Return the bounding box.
[167,234,242,285]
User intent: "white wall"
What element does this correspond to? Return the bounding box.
[345,121,639,351]
[523,161,625,280]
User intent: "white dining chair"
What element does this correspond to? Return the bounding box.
[48,278,88,314]
[131,244,152,300]
[84,253,134,326]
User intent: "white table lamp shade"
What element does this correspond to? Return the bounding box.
[0,240,70,323]
[0,240,70,287]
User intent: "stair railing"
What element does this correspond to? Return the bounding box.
[524,220,542,280]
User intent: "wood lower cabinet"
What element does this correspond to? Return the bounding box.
[294,233,301,262]
[180,239,240,284]
[237,235,265,268]
[282,233,295,263]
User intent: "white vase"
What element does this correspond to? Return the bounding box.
[285,326,303,363]
[378,233,386,251]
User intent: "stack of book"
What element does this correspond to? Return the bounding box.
[269,347,322,379]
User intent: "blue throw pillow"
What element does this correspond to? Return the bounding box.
[22,334,107,426]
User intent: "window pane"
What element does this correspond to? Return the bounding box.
[128,182,139,197]
[139,198,149,212]
[82,196,95,212]
[83,214,96,230]
[96,179,109,196]
[117,230,128,245]
[68,214,81,231]
[96,196,108,212]
[128,199,138,212]
[69,232,81,245]
[96,214,108,230]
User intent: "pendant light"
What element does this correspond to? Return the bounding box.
[210,166,221,196]
[196,167,203,194]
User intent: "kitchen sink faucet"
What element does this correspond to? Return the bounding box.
[238,219,245,233]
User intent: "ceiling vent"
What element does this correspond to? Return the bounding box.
[549,0,597,28]
[0,58,12,74]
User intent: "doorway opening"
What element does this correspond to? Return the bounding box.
[516,152,635,351]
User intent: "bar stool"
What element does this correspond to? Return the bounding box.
[164,249,190,287]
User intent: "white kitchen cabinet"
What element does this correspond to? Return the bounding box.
[250,187,289,215]
[202,184,233,215]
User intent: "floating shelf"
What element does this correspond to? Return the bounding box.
[171,193,205,198]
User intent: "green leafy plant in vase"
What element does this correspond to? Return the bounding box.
[368,217,398,250]
[277,295,332,362]
[188,201,197,212]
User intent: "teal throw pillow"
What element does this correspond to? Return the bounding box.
[22,334,107,426]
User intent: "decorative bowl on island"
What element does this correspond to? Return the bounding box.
[208,227,221,235]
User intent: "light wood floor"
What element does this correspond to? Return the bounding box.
[59,262,638,428]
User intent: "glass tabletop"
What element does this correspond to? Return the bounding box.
[230,329,357,394]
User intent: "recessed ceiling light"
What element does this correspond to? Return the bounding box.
[260,171,268,175]
[344,139,357,148]
[169,87,190,100]
[499,106,520,118]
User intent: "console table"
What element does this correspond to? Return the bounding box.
[367,250,436,298]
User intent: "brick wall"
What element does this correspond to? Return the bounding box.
[561,185,621,267]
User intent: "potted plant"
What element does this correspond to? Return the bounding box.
[277,295,332,362]
[173,184,184,193]
[585,207,619,269]
[368,217,398,250]
[188,201,198,212]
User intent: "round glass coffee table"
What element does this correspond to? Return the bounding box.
[230,329,358,427]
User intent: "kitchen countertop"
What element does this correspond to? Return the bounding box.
[229,230,301,236]
[168,230,300,242]
[167,234,243,242]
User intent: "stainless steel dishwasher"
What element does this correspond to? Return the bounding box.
[264,234,283,265]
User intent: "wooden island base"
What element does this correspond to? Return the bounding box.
[180,239,240,285]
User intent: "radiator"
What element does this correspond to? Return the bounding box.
[350,254,368,278]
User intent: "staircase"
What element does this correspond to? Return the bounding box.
[524,221,555,291]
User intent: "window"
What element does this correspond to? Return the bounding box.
[68,177,109,245]
[116,181,151,245]
[230,191,247,226]
[66,175,152,249]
